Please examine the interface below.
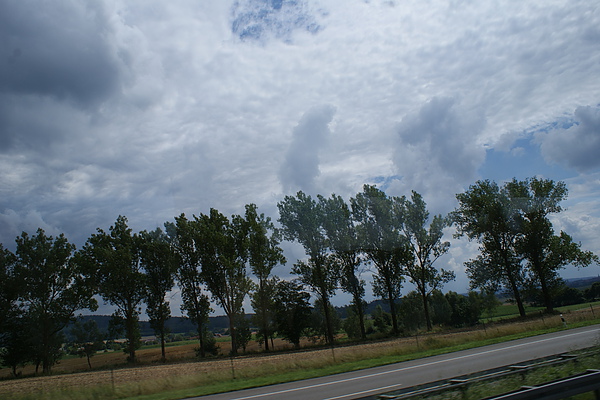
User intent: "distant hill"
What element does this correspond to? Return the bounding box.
[564,276,600,289]
[68,314,232,339]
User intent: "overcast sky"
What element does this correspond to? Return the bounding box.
[2,0,599,316]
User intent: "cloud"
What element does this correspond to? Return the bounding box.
[0,1,121,107]
[279,105,336,194]
[391,97,486,212]
[535,106,600,172]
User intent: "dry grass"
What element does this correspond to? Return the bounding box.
[1,307,597,400]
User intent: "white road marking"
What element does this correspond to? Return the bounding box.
[226,327,598,400]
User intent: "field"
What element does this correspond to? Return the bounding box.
[1,304,599,400]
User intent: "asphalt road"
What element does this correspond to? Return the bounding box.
[189,325,600,400]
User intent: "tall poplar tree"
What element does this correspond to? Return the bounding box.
[278,191,339,344]
[245,204,286,351]
[79,216,144,363]
[320,193,367,340]
[139,228,177,362]
[507,177,599,312]
[351,185,409,335]
[196,209,252,356]
[454,180,527,317]
[401,191,454,331]
[169,217,213,358]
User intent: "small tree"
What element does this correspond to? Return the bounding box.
[273,280,312,349]
[15,229,97,373]
[245,204,286,351]
[139,228,177,362]
[169,217,214,358]
[71,319,104,369]
[234,314,252,353]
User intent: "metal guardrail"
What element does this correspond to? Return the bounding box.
[484,369,600,400]
[376,350,600,400]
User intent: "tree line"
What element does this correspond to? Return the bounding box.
[1,177,597,375]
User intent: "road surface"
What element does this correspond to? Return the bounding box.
[189,324,600,400]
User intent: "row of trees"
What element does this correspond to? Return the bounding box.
[1,177,597,375]
[453,178,598,317]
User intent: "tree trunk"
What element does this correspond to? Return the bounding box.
[353,295,367,340]
[386,278,399,335]
[126,308,137,363]
[197,323,206,358]
[421,287,432,331]
[160,331,166,362]
[536,267,554,313]
[228,315,237,356]
[506,273,526,317]
[321,293,335,344]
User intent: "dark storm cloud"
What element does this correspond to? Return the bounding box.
[536,105,600,172]
[0,1,121,106]
[279,105,336,194]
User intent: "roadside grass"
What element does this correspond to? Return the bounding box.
[3,306,599,400]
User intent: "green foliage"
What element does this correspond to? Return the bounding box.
[273,280,312,348]
[351,185,408,335]
[372,304,393,335]
[402,191,454,331]
[320,193,367,340]
[194,331,219,358]
[309,298,342,341]
[342,306,367,340]
[430,289,452,326]
[398,291,424,332]
[246,204,286,351]
[78,216,144,363]
[585,282,600,301]
[70,319,105,369]
[0,244,18,337]
[507,177,599,313]
[445,291,483,327]
[139,228,177,361]
[11,229,97,374]
[234,315,252,353]
[196,209,253,356]
[0,316,31,376]
[278,191,339,344]
[171,215,214,358]
[454,179,527,317]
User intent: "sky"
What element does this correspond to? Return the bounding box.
[1,0,600,316]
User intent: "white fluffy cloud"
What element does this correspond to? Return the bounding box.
[536,106,600,172]
[279,104,336,194]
